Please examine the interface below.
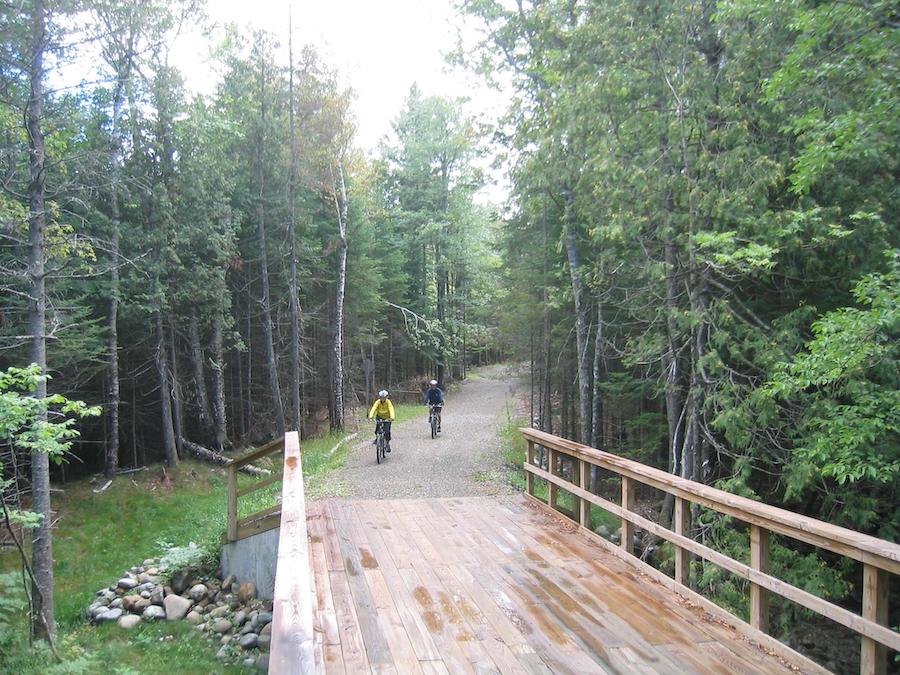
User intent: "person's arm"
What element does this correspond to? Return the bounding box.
[368,401,378,419]
[387,400,395,421]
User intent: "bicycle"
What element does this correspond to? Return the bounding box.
[374,418,388,463]
[428,404,443,439]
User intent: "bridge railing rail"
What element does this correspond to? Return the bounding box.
[521,427,899,675]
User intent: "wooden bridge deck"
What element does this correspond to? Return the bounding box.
[305,495,818,675]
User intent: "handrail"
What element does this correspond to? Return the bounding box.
[226,437,286,542]
[521,427,899,675]
[268,431,315,674]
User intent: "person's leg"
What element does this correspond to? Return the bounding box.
[384,421,392,451]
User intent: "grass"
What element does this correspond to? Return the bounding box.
[0,409,430,674]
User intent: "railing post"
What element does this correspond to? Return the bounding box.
[526,440,535,496]
[226,464,238,543]
[674,496,691,587]
[548,448,558,510]
[579,458,590,527]
[621,476,635,555]
[750,524,770,633]
[861,563,888,675]
[570,455,581,524]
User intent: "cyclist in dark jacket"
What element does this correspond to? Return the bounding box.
[424,379,444,431]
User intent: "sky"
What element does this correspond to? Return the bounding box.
[172,0,507,155]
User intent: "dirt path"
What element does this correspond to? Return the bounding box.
[317,364,522,500]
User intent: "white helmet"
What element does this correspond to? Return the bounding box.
[429,380,437,386]
[378,389,388,398]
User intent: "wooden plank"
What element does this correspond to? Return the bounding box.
[226,466,237,542]
[308,507,340,647]
[621,476,635,556]
[322,500,345,572]
[524,496,831,674]
[236,503,281,528]
[524,466,900,652]
[749,525,770,634]
[331,501,396,669]
[330,569,372,673]
[269,431,315,675]
[235,512,281,540]
[861,564,888,675]
[674,497,690,587]
[520,427,900,575]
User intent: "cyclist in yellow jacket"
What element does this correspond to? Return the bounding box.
[368,389,395,452]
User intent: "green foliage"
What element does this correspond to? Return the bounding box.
[767,255,900,488]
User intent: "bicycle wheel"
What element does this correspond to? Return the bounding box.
[430,411,437,439]
[376,433,383,464]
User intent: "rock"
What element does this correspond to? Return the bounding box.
[109,598,123,609]
[90,605,109,620]
[170,570,191,595]
[256,633,271,652]
[118,614,141,629]
[213,619,233,634]
[260,622,272,636]
[189,583,208,602]
[243,658,256,668]
[186,611,202,625]
[255,655,269,671]
[117,577,138,590]
[142,558,156,567]
[150,587,164,606]
[143,605,166,621]
[87,601,104,618]
[133,598,151,614]
[237,582,256,604]
[121,595,143,612]
[163,585,173,597]
[252,611,273,630]
[210,605,230,618]
[221,634,233,645]
[240,622,255,635]
[221,573,236,588]
[595,524,611,538]
[215,646,229,661]
[164,594,193,620]
[239,633,258,650]
[198,597,210,609]
[232,610,247,627]
[140,590,151,599]
[138,581,155,593]
[98,608,124,622]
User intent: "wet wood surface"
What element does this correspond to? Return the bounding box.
[305,495,821,674]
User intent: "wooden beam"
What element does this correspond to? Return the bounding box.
[232,436,285,468]
[750,525,770,634]
[861,564,888,675]
[548,448,558,512]
[579,458,590,527]
[674,496,690,587]
[226,466,237,543]
[621,476,635,556]
[269,431,316,674]
[236,472,284,498]
[526,440,534,496]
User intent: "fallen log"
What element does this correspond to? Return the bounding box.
[180,438,270,477]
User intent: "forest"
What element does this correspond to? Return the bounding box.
[0,0,897,667]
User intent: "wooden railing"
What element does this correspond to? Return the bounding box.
[225,432,315,674]
[226,436,286,543]
[522,428,900,675]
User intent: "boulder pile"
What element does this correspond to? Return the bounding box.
[87,557,272,670]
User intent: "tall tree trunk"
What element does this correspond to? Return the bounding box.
[169,321,183,455]
[591,299,604,450]
[331,162,348,430]
[562,187,592,446]
[287,15,302,434]
[255,78,285,437]
[188,313,214,444]
[210,313,227,452]
[26,0,53,639]
[156,308,178,466]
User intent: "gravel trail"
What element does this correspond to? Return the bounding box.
[319,365,521,500]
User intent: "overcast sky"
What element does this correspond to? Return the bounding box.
[172,0,504,154]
